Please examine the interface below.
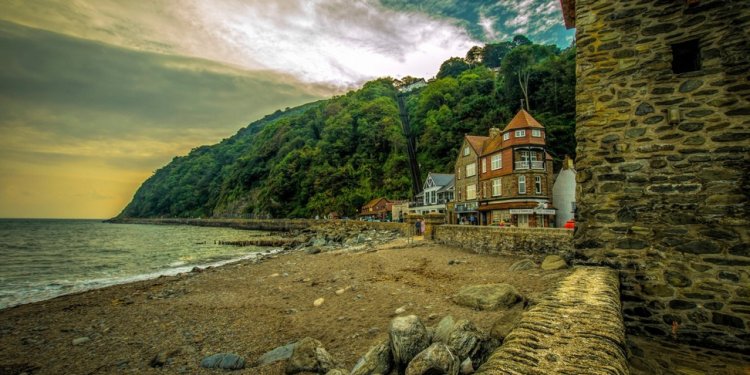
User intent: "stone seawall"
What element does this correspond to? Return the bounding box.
[476,267,627,375]
[110,218,411,235]
[433,225,574,258]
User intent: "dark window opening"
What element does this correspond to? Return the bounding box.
[672,39,701,74]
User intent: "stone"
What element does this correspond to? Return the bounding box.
[325,369,348,375]
[541,255,568,270]
[405,343,459,375]
[508,259,536,271]
[676,241,721,254]
[286,337,337,374]
[460,357,475,374]
[625,128,646,138]
[389,315,430,370]
[433,316,456,343]
[200,353,245,370]
[679,79,703,93]
[454,284,521,310]
[314,298,325,307]
[718,272,740,282]
[635,103,654,116]
[668,300,696,310]
[351,340,392,375]
[711,313,745,329]
[678,122,704,132]
[664,271,692,287]
[395,306,407,315]
[150,349,180,368]
[256,342,298,366]
[72,337,90,346]
[306,247,321,255]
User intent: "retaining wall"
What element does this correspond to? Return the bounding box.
[433,225,574,259]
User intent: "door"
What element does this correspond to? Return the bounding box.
[517,214,529,228]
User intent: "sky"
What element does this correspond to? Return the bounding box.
[0,0,573,219]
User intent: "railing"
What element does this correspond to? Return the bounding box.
[410,199,450,207]
[515,161,545,170]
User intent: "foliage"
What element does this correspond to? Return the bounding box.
[119,36,576,219]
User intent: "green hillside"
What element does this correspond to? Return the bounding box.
[118,39,575,219]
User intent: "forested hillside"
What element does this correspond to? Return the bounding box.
[118,38,575,219]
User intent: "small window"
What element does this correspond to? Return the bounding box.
[532,129,541,137]
[672,39,701,74]
[515,130,526,137]
[466,163,476,177]
[518,176,526,194]
[503,132,510,141]
[535,176,542,194]
[463,146,470,156]
[467,184,476,200]
[491,154,502,170]
[492,178,502,196]
[481,158,487,173]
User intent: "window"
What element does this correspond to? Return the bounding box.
[463,146,470,156]
[492,178,501,196]
[518,176,526,194]
[481,158,487,173]
[467,184,476,200]
[491,154,502,170]
[535,176,542,194]
[466,163,476,177]
[532,129,541,137]
[519,150,529,161]
[672,39,701,74]
[457,168,461,180]
[503,132,510,141]
[515,130,526,137]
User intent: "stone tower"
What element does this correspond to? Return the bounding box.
[561,0,750,351]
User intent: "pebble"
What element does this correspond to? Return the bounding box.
[72,337,90,346]
[269,273,280,277]
[314,298,325,307]
[395,306,407,314]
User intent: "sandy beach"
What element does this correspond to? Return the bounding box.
[0,237,569,374]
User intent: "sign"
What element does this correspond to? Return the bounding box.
[509,209,534,214]
[535,209,556,215]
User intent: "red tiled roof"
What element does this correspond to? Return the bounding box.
[362,198,388,209]
[503,109,545,131]
[560,0,575,29]
[466,135,489,154]
[480,135,504,157]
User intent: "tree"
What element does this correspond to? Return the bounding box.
[436,57,471,79]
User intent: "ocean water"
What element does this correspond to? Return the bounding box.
[0,219,272,310]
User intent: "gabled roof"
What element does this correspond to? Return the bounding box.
[503,109,545,132]
[427,173,455,187]
[481,135,504,157]
[362,198,389,209]
[466,135,489,154]
[437,178,455,193]
[560,0,575,29]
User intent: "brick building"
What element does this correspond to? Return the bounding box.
[453,135,488,224]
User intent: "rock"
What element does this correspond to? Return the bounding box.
[443,319,483,359]
[405,343,459,375]
[150,349,180,368]
[72,337,90,346]
[460,357,474,374]
[286,337,337,374]
[350,339,393,375]
[306,247,321,255]
[541,255,568,270]
[325,369,349,375]
[312,237,327,247]
[433,315,455,343]
[395,306,407,314]
[490,306,524,341]
[509,259,536,271]
[200,353,245,370]
[256,342,298,366]
[314,298,325,307]
[389,315,431,371]
[454,284,521,310]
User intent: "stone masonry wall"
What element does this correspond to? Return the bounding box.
[574,0,749,352]
[433,225,574,258]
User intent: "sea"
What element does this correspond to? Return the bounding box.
[0,219,272,310]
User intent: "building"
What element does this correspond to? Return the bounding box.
[358,198,393,221]
[477,109,555,227]
[552,155,576,228]
[391,201,410,222]
[453,135,488,224]
[410,173,454,217]
[561,0,750,351]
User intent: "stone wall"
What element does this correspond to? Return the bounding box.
[574,0,749,352]
[433,225,573,258]
[476,267,627,375]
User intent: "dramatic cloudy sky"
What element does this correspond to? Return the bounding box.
[0,0,572,218]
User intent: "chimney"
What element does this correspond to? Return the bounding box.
[489,127,500,138]
[563,155,575,170]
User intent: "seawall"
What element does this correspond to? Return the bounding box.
[432,225,574,258]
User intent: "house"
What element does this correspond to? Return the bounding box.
[410,173,454,217]
[453,135,488,224]
[358,198,393,221]
[552,155,576,228]
[477,109,555,227]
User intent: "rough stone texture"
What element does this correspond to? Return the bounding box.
[509,259,536,271]
[475,267,627,375]
[389,315,431,372]
[285,337,337,374]
[454,284,521,311]
[540,255,568,270]
[200,353,245,370]
[434,226,573,257]
[350,339,392,375]
[574,0,750,352]
[256,342,297,366]
[405,343,460,375]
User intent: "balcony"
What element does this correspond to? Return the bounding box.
[515,161,545,170]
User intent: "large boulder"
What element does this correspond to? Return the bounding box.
[405,343,460,375]
[454,284,521,310]
[541,255,568,270]
[256,342,298,366]
[432,315,456,343]
[389,315,431,372]
[350,339,393,375]
[200,353,245,370]
[285,337,337,374]
[443,319,483,360]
